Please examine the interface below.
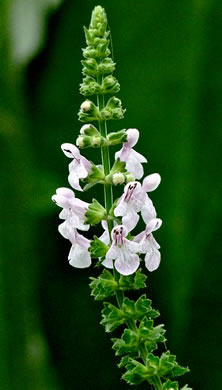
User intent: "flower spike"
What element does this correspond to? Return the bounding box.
[51,6,191,390]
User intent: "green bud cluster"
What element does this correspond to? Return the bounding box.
[78,97,125,122]
[80,6,120,97]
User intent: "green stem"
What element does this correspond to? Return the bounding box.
[97,94,113,235]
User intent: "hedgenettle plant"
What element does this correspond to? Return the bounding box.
[52,6,191,390]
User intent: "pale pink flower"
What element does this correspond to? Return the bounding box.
[52,187,89,231]
[134,218,162,272]
[61,143,92,191]
[58,220,91,268]
[103,225,140,275]
[115,128,147,179]
[114,173,161,231]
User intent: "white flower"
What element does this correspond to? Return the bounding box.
[114,173,160,231]
[58,220,91,268]
[103,225,140,276]
[115,128,147,179]
[61,143,92,191]
[134,218,162,272]
[52,187,90,231]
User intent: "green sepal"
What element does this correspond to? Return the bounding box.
[80,76,101,96]
[121,358,148,385]
[82,42,110,60]
[112,328,138,357]
[122,295,160,321]
[87,164,105,182]
[101,97,126,120]
[83,182,97,192]
[101,295,160,333]
[107,129,127,145]
[98,58,116,75]
[81,58,98,76]
[138,317,166,352]
[89,236,109,258]
[163,379,179,389]
[85,199,106,225]
[89,269,117,300]
[180,386,192,390]
[78,100,100,122]
[110,157,127,175]
[157,351,189,378]
[101,302,126,332]
[119,269,147,291]
[80,124,100,137]
[77,134,106,149]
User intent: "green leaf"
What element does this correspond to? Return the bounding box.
[119,269,147,291]
[100,302,125,332]
[85,199,106,225]
[89,269,117,300]
[89,236,109,258]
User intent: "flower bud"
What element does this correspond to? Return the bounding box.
[76,136,85,148]
[81,100,92,112]
[80,124,91,135]
[125,173,135,183]
[92,136,102,147]
[112,172,125,185]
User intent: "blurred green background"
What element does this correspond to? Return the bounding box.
[1,0,222,389]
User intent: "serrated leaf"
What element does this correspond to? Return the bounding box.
[89,236,109,258]
[89,269,117,300]
[119,269,147,291]
[85,199,106,225]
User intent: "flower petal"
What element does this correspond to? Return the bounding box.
[141,197,157,224]
[145,247,161,272]
[61,143,80,159]
[115,253,140,276]
[68,243,91,268]
[56,187,75,199]
[125,128,139,148]
[122,209,139,232]
[142,173,161,192]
